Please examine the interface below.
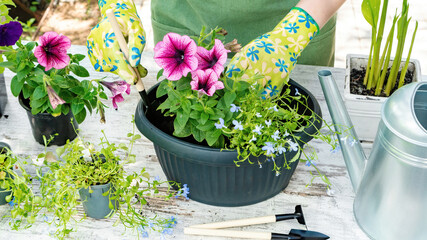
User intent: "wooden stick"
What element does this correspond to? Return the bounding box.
[105,9,145,92]
[184,228,271,239]
[190,215,276,229]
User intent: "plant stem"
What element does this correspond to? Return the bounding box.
[398,21,418,88]
[385,0,409,96]
[375,14,398,96]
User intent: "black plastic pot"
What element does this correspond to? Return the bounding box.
[0,142,12,205]
[0,73,7,118]
[135,80,322,207]
[78,182,117,219]
[18,95,78,146]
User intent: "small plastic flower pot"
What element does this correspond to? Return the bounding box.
[0,73,7,118]
[18,94,78,146]
[78,182,117,219]
[0,142,12,205]
[135,80,322,207]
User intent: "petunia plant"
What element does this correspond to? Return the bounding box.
[154,28,339,185]
[0,31,131,123]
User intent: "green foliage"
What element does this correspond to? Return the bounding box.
[361,0,418,96]
[0,146,41,230]
[0,40,108,123]
[35,118,178,239]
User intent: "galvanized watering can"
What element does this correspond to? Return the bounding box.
[318,70,427,240]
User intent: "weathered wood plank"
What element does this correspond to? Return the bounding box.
[0,46,369,239]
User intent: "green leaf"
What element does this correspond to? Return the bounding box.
[189,110,201,119]
[191,125,205,142]
[181,99,191,113]
[173,121,191,138]
[361,0,381,28]
[0,61,14,68]
[10,76,24,97]
[224,91,236,106]
[53,75,73,88]
[206,99,218,108]
[200,112,209,125]
[175,110,189,131]
[70,64,90,77]
[71,102,85,115]
[191,103,204,111]
[69,86,85,95]
[156,80,169,98]
[22,84,34,99]
[25,41,36,51]
[206,129,222,146]
[156,69,164,81]
[16,66,32,81]
[73,54,86,62]
[3,0,15,6]
[74,109,87,124]
[196,121,214,131]
[32,85,46,100]
[157,98,172,111]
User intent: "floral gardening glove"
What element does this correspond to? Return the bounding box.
[226,7,319,99]
[87,0,147,84]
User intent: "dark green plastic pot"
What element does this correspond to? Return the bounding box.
[78,182,117,219]
[135,80,322,207]
[0,142,12,205]
[18,94,78,146]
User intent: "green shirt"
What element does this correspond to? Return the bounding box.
[151,0,336,66]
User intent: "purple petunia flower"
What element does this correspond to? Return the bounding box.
[100,80,131,110]
[0,21,23,46]
[194,39,228,77]
[46,85,66,109]
[190,69,224,96]
[34,32,71,71]
[154,33,198,81]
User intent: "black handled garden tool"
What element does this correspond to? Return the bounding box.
[106,9,150,108]
[184,228,330,240]
[190,205,306,229]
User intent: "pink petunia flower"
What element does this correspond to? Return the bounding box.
[34,32,71,71]
[100,80,131,110]
[46,85,66,109]
[190,69,224,96]
[154,33,198,81]
[195,39,228,77]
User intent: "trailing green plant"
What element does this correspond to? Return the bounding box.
[362,0,418,96]
[0,145,42,230]
[35,118,182,239]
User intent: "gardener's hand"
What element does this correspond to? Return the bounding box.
[226,7,319,99]
[87,0,147,85]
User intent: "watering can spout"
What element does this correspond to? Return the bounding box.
[318,70,367,192]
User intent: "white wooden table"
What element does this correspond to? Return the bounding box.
[0,45,370,240]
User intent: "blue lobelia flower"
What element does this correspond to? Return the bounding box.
[276,145,287,154]
[295,88,301,96]
[137,225,149,238]
[246,47,259,62]
[262,142,276,155]
[230,104,241,113]
[271,130,280,141]
[233,120,243,130]
[8,197,16,207]
[255,41,274,54]
[288,140,299,152]
[265,120,272,127]
[215,118,226,129]
[104,32,115,48]
[285,22,300,33]
[252,124,264,135]
[175,184,190,200]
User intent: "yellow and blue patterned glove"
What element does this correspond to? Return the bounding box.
[226,7,319,99]
[87,0,146,84]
